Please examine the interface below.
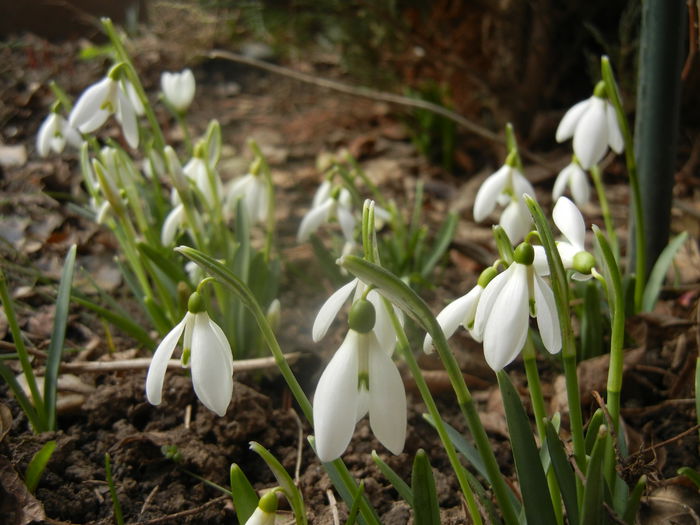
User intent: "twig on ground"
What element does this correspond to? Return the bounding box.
[326,489,340,525]
[133,495,229,525]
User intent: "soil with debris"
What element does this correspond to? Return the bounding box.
[1,17,700,525]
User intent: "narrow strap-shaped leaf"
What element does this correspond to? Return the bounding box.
[25,440,56,493]
[249,441,307,525]
[230,463,259,525]
[497,371,558,525]
[622,474,646,524]
[345,481,365,525]
[580,425,608,525]
[678,467,700,489]
[0,362,42,430]
[585,409,605,455]
[545,420,580,525]
[642,231,688,312]
[420,212,457,279]
[371,451,413,505]
[71,294,153,348]
[45,245,76,430]
[137,241,187,285]
[580,281,604,359]
[422,414,487,480]
[411,449,441,525]
[104,453,124,525]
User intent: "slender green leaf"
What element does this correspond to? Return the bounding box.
[104,453,124,525]
[545,420,579,525]
[585,409,605,455]
[230,463,259,525]
[422,414,486,479]
[25,440,56,493]
[411,449,441,525]
[623,474,646,524]
[345,481,365,525]
[45,245,76,431]
[678,467,700,490]
[497,371,557,525]
[580,281,604,359]
[371,451,413,505]
[420,212,457,279]
[642,232,688,312]
[580,425,608,525]
[71,294,153,348]
[137,242,187,285]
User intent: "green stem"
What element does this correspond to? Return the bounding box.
[249,139,276,263]
[589,164,619,261]
[601,56,645,313]
[383,299,483,525]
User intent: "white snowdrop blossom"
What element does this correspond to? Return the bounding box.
[555,86,624,170]
[184,155,222,209]
[36,112,82,157]
[473,243,561,371]
[553,158,590,206]
[225,173,268,224]
[69,73,139,148]
[161,203,185,245]
[473,162,535,242]
[146,292,233,416]
[161,69,196,112]
[312,277,400,351]
[313,299,406,462]
[297,184,355,244]
[552,197,596,280]
[422,267,496,353]
[244,491,277,525]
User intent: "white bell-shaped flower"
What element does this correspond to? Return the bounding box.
[552,159,590,206]
[161,69,196,112]
[36,112,82,157]
[555,85,624,170]
[313,299,406,462]
[146,291,234,416]
[473,161,535,243]
[225,173,268,224]
[244,491,277,525]
[184,155,222,209]
[423,267,497,353]
[69,72,139,149]
[473,243,561,371]
[297,184,355,244]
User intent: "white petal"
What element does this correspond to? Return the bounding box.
[553,197,585,250]
[190,313,234,416]
[473,165,509,222]
[250,177,269,224]
[297,199,333,242]
[337,206,356,242]
[312,180,332,209]
[500,200,531,243]
[368,290,396,354]
[552,165,572,202]
[312,278,358,342]
[63,121,83,149]
[573,97,608,169]
[473,265,513,341]
[556,98,591,143]
[556,242,578,269]
[37,114,57,157]
[569,164,590,206]
[605,101,624,154]
[69,77,112,133]
[123,80,144,116]
[161,204,185,245]
[423,287,481,353]
[482,264,529,371]
[244,507,275,525]
[313,331,360,462]
[116,88,139,149]
[533,274,561,354]
[368,332,406,455]
[146,316,187,405]
[533,245,550,276]
[512,170,536,200]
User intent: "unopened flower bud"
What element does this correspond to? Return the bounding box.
[513,242,535,265]
[348,298,376,333]
[572,251,595,275]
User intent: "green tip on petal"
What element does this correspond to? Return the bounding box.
[573,251,595,274]
[348,298,376,333]
[187,291,206,313]
[258,490,278,514]
[513,242,535,265]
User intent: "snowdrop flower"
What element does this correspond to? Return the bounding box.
[225,173,268,224]
[312,277,399,351]
[473,158,535,242]
[553,197,596,280]
[473,242,561,371]
[161,69,196,112]
[313,299,406,462]
[146,291,234,416]
[184,152,222,209]
[553,158,590,206]
[244,491,277,525]
[297,184,355,244]
[161,203,185,245]
[69,67,139,148]
[423,267,497,353]
[555,82,623,169]
[36,111,82,157]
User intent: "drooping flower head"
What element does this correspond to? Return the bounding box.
[555,81,624,170]
[146,290,234,416]
[473,153,535,242]
[161,69,196,113]
[313,298,406,462]
[184,141,223,209]
[244,491,278,525]
[69,64,140,148]
[552,157,590,206]
[473,242,561,371]
[36,108,82,157]
[297,182,356,245]
[225,172,268,225]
